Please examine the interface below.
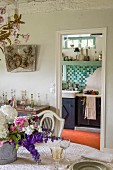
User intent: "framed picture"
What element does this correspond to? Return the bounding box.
[4,45,37,72]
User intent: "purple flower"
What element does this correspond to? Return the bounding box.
[32,116,39,122]
[28,135,36,144]
[28,145,35,152]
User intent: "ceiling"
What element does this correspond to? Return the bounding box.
[0,0,113,14]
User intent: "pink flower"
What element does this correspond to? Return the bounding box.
[0,41,7,47]
[0,139,13,148]
[14,117,29,131]
[33,124,37,128]
[23,34,30,42]
[0,15,4,25]
[14,38,21,45]
[10,29,18,38]
[0,140,8,147]
[10,125,16,132]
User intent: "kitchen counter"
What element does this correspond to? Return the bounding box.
[76,93,101,98]
[62,90,80,98]
[62,90,101,98]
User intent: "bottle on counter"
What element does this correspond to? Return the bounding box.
[25,90,28,106]
[74,81,79,91]
[37,93,41,107]
[2,92,5,104]
[45,94,49,105]
[9,89,13,106]
[20,90,27,106]
[4,92,8,104]
[12,90,17,108]
[30,94,34,108]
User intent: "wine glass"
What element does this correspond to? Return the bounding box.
[60,139,70,162]
[50,146,63,170]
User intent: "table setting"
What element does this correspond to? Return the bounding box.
[0,141,113,170]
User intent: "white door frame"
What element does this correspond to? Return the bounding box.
[55,28,107,151]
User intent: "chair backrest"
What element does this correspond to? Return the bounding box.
[38,110,65,137]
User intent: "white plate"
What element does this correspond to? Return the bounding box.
[69,160,112,170]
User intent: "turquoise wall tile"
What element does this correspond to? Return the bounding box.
[66,65,100,90]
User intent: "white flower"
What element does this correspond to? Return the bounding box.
[0,124,9,139]
[23,125,34,135]
[0,105,18,123]
[0,111,9,139]
[38,125,42,132]
[30,125,34,129]
[0,111,7,125]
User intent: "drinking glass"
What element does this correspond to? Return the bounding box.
[50,146,63,170]
[60,139,70,162]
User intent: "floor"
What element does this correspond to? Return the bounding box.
[62,129,100,150]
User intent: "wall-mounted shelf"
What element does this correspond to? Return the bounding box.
[62,61,102,67]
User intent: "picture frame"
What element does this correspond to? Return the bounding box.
[4,45,37,73]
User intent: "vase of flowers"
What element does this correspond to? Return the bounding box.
[0,142,17,165]
[0,105,57,164]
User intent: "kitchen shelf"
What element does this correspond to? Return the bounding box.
[62,61,102,67]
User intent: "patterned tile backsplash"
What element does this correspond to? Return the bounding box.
[66,65,100,90]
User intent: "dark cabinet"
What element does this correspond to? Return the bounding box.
[75,97,89,126]
[76,97,101,128]
[62,96,101,129]
[62,98,76,129]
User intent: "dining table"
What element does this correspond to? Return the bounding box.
[0,142,113,170]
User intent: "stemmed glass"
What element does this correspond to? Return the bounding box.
[50,146,63,170]
[60,139,70,162]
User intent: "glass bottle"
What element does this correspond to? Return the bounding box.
[45,94,49,105]
[30,94,34,108]
[12,90,17,108]
[21,90,25,105]
[25,90,27,106]
[5,92,8,104]
[11,89,13,99]
[37,93,41,107]
[2,92,5,104]
[21,90,27,106]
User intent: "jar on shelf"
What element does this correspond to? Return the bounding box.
[79,48,84,61]
[98,51,102,61]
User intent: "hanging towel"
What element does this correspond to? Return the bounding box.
[85,96,96,120]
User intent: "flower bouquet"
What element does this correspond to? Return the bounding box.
[0,105,57,164]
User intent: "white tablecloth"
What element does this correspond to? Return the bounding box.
[0,142,113,170]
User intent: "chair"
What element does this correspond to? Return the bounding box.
[38,110,65,137]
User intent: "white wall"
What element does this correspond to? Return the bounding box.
[86,67,101,93]
[0,9,113,149]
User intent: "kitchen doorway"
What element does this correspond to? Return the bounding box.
[55,28,106,151]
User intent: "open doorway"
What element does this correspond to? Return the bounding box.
[55,28,106,151]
